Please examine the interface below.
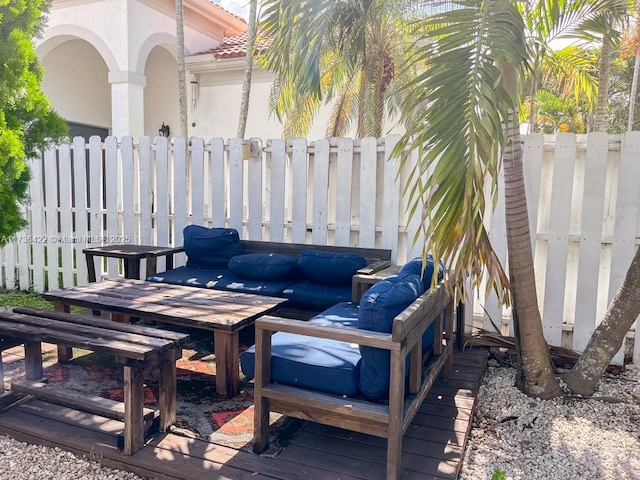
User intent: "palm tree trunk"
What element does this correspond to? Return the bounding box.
[563,247,640,395]
[503,111,561,399]
[176,0,188,139]
[627,32,640,131]
[593,36,612,132]
[237,0,257,139]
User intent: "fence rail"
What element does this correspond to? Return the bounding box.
[1,133,639,363]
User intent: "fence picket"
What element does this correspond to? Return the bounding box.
[16,219,29,290]
[210,138,225,227]
[267,139,286,242]
[43,146,59,289]
[312,139,330,245]
[610,132,640,364]
[541,134,577,345]
[359,137,378,248]
[154,136,170,249]
[334,138,354,246]
[190,137,205,226]
[573,133,609,353]
[88,136,103,280]
[58,143,74,287]
[291,139,308,243]
[381,135,401,261]
[72,137,89,285]
[104,137,119,278]
[138,137,153,246]
[28,157,46,291]
[247,141,263,240]
[121,136,135,247]
[228,138,244,233]
[173,137,188,247]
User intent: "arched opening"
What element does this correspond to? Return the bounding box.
[40,38,111,137]
[144,46,180,138]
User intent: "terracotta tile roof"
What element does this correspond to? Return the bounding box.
[197,30,271,60]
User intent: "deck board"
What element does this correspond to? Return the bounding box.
[0,348,488,479]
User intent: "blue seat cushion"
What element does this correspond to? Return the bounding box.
[357,273,424,400]
[297,249,367,286]
[213,274,295,296]
[400,255,444,291]
[241,303,362,396]
[146,266,234,289]
[228,253,298,281]
[281,280,353,311]
[183,225,243,269]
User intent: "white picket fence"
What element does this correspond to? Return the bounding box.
[1,132,639,363]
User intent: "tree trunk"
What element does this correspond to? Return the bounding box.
[627,33,640,131]
[176,0,188,139]
[237,0,257,139]
[502,111,561,399]
[563,247,640,396]
[593,36,612,132]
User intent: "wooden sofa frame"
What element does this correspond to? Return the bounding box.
[252,278,457,480]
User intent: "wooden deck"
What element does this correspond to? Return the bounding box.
[0,348,487,480]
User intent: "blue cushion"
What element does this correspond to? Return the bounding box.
[308,301,359,328]
[297,249,367,286]
[183,225,243,268]
[213,274,295,296]
[357,273,424,400]
[228,253,298,281]
[282,280,353,311]
[146,266,234,288]
[400,255,444,290]
[240,303,362,396]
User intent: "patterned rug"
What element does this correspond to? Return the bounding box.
[2,334,306,457]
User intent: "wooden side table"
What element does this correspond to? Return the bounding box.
[83,245,184,282]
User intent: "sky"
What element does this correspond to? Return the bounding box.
[213,0,251,20]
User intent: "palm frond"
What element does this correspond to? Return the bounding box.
[396,0,526,304]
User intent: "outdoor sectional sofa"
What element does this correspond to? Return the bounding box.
[146,224,456,479]
[146,224,392,312]
[242,256,456,480]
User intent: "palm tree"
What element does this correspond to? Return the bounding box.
[259,0,418,138]
[237,0,258,138]
[520,0,601,134]
[625,17,640,130]
[523,89,587,133]
[176,0,188,138]
[399,0,634,398]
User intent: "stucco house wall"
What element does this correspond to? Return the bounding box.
[37,0,400,142]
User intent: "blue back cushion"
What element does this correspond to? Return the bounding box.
[228,253,298,281]
[282,280,353,311]
[297,249,367,286]
[357,273,423,400]
[183,225,243,268]
[399,254,444,291]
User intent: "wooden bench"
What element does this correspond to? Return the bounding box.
[252,278,456,480]
[0,308,188,455]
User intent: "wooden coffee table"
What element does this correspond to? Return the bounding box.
[43,279,287,396]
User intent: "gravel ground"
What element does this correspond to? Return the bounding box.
[0,437,147,480]
[459,363,640,480]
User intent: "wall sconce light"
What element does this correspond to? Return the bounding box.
[158,122,170,137]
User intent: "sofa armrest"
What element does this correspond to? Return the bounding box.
[255,315,397,350]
